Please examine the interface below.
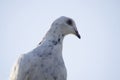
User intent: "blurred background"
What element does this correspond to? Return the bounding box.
[0,0,120,80]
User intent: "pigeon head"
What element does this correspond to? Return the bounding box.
[51,16,81,39]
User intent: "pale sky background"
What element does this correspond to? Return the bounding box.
[0,0,120,80]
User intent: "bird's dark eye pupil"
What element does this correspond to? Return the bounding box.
[66,19,72,26]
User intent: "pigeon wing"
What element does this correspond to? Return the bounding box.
[10,54,32,80]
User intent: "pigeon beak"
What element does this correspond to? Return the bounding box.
[75,30,81,39]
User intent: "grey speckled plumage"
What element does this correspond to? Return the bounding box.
[10,16,81,80]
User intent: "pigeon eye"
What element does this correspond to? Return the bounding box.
[66,19,73,26]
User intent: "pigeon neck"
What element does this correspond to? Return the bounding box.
[44,30,64,45]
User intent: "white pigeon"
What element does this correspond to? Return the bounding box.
[10,16,81,80]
